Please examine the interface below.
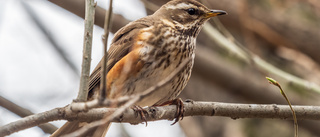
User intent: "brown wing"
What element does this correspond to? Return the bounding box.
[87,17,154,99]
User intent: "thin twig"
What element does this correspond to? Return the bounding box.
[77,0,96,101]
[21,1,79,76]
[266,77,298,137]
[99,0,113,103]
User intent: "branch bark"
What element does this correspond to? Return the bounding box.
[67,102,320,123]
[77,0,96,101]
[1,101,320,136]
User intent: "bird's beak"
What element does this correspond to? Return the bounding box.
[205,10,227,18]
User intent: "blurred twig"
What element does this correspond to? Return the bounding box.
[302,0,320,17]
[21,1,79,77]
[0,95,57,134]
[99,0,113,102]
[77,0,96,101]
[48,0,130,30]
[140,0,159,11]
[203,23,250,62]
[203,23,320,94]
[205,0,320,65]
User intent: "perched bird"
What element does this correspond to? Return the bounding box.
[51,0,226,136]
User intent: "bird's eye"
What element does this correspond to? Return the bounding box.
[187,8,196,15]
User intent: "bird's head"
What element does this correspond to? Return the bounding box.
[154,0,226,36]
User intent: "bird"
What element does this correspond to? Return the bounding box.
[51,0,226,136]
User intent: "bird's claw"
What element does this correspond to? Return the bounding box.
[133,105,149,126]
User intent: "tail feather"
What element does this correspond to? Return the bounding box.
[50,121,111,137]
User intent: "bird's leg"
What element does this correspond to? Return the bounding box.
[155,98,184,125]
[132,105,149,126]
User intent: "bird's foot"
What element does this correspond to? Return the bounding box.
[156,98,184,125]
[132,105,149,126]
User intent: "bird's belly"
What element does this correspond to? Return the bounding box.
[126,55,194,107]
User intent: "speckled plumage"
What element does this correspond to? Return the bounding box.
[51,0,226,136]
[88,0,218,106]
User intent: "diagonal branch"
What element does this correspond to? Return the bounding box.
[21,1,79,76]
[0,96,57,134]
[0,107,63,136]
[202,23,320,94]
[48,0,129,31]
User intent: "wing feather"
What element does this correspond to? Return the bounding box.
[87,17,154,99]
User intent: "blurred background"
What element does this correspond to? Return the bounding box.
[1,0,320,137]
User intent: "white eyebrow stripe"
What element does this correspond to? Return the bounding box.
[199,7,206,11]
[161,19,175,28]
[165,3,196,10]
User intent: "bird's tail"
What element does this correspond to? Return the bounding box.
[50,121,111,137]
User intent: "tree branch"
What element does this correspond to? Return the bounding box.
[1,101,320,136]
